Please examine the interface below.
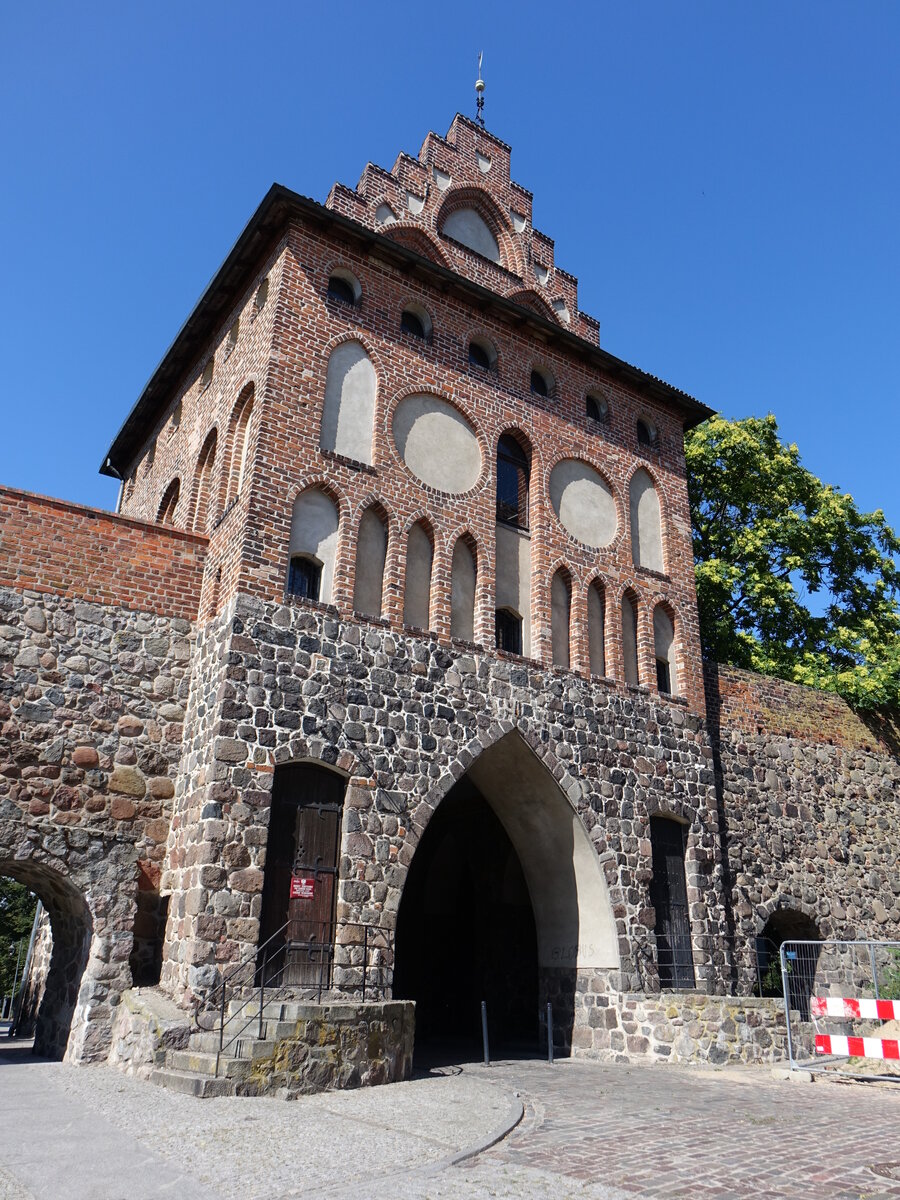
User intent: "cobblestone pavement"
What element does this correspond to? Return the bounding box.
[2,1042,900,1199]
[462,1059,900,1200]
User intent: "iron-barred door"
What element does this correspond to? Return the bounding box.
[649,816,695,989]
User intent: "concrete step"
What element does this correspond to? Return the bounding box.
[166,1050,219,1075]
[149,1068,234,1099]
[188,1031,225,1054]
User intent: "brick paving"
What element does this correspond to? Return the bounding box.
[2,1043,899,1199]
[471,1058,900,1199]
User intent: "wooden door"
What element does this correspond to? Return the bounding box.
[258,765,345,987]
[649,816,695,989]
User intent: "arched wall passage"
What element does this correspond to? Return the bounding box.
[459,732,619,973]
[394,729,619,1052]
[0,857,93,1061]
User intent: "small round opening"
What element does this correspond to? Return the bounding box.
[401,306,431,340]
[637,419,656,448]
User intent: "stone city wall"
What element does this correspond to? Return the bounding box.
[706,663,900,969]
[0,582,197,1060]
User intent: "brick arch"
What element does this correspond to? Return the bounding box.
[507,287,561,324]
[462,323,502,366]
[444,522,486,572]
[399,508,436,542]
[382,223,454,269]
[390,723,622,975]
[221,381,257,509]
[754,895,827,939]
[319,328,387,385]
[189,427,219,533]
[284,478,351,605]
[435,185,524,276]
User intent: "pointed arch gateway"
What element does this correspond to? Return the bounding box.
[394,729,619,1057]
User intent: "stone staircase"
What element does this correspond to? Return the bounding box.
[150,998,319,1098]
[148,995,415,1098]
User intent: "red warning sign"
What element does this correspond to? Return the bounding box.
[290,875,315,900]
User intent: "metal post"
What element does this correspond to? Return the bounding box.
[258,947,267,1040]
[869,944,880,1001]
[780,943,795,1069]
[481,1000,489,1067]
[363,925,368,1002]
[547,1002,554,1064]
[219,974,227,1053]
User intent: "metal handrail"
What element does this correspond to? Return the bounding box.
[210,920,394,1076]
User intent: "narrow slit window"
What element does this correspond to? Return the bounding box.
[496,435,529,528]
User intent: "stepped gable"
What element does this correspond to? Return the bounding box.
[325,114,600,345]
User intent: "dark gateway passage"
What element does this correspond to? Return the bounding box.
[394,778,539,1060]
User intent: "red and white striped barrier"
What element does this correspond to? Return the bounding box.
[811,996,900,1021]
[815,1034,900,1061]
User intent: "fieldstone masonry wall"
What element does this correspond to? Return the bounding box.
[706,663,900,990]
[0,584,195,1059]
[161,592,731,1014]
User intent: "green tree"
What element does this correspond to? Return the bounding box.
[686,414,900,709]
[0,879,38,999]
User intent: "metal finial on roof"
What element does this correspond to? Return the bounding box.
[475,52,485,128]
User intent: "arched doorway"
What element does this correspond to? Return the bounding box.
[394,731,619,1061]
[394,777,539,1055]
[0,860,92,1060]
[757,907,820,1020]
[258,763,347,989]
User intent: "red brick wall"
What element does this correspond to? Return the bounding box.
[0,487,207,621]
[235,216,707,714]
[105,116,708,712]
[705,661,900,753]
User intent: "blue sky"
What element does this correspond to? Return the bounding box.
[2,2,898,532]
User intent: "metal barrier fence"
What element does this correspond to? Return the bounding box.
[780,939,900,1080]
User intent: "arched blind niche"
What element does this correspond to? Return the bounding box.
[288,488,339,603]
[403,521,433,629]
[353,508,388,617]
[441,208,501,263]
[495,432,532,657]
[450,537,477,641]
[157,479,180,525]
[630,469,664,572]
[653,606,678,695]
[621,591,640,686]
[320,342,376,465]
[225,385,254,505]
[588,580,606,676]
[551,570,571,669]
[191,429,218,533]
